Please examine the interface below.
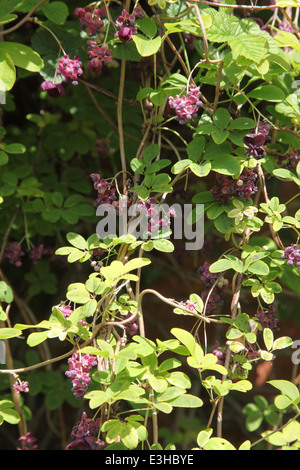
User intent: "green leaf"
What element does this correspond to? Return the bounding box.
[4,143,26,154]
[27,330,49,347]
[0,42,44,72]
[213,108,231,130]
[203,437,236,450]
[0,327,22,340]
[136,17,157,38]
[209,259,232,273]
[247,260,269,275]
[66,283,91,304]
[153,239,174,253]
[197,428,213,448]
[132,35,161,57]
[66,232,87,250]
[0,50,15,91]
[263,328,274,351]
[190,161,211,177]
[248,85,286,102]
[171,159,192,174]
[187,136,205,161]
[41,1,69,24]
[228,117,256,130]
[268,380,300,401]
[84,390,108,409]
[211,155,240,176]
[168,393,203,408]
[272,336,293,351]
[228,34,268,63]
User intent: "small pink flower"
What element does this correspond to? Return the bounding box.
[13,380,29,393]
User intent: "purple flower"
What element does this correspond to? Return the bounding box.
[87,42,112,73]
[65,352,98,398]
[4,241,24,267]
[74,6,105,36]
[17,432,38,450]
[57,55,83,85]
[114,9,138,43]
[281,244,300,267]
[255,305,279,332]
[66,412,106,450]
[243,120,271,160]
[40,80,65,98]
[168,85,202,124]
[13,380,29,393]
[211,169,258,204]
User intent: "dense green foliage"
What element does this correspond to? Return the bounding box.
[0,0,300,451]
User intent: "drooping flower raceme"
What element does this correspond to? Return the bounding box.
[87,41,112,73]
[243,120,271,160]
[114,9,138,43]
[57,55,83,85]
[40,80,65,98]
[168,85,202,124]
[211,169,258,204]
[74,5,106,36]
[66,412,106,450]
[65,352,98,398]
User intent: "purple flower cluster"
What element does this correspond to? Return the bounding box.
[211,169,258,204]
[277,150,300,169]
[244,120,271,160]
[137,198,176,237]
[13,380,29,393]
[90,173,117,207]
[120,313,139,337]
[281,244,300,267]
[114,8,143,43]
[65,352,98,398]
[40,80,65,98]
[4,241,24,267]
[212,341,226,365]
[255,305,279,332]
[198,261,228,313]
[87,41,112,73]
[66,412,106,450]
[17,432,38,450]
[57,55,83,86]
[74,5,106,36]
[168,85,202,125]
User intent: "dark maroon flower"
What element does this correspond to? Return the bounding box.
[66,412,106,450]
[243,120,271,160]
[211,169,258,204]
[74,6,105,36]
[255,305,279,332]
[114,9,138,43]
[4,241,24,267]
[40,80,65,98]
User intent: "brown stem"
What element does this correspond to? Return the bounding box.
[0,0,49,37]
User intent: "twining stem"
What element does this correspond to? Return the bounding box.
[117,58,127,192]
[0,0,49,37]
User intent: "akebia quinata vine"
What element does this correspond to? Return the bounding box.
[0,0,300,452]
